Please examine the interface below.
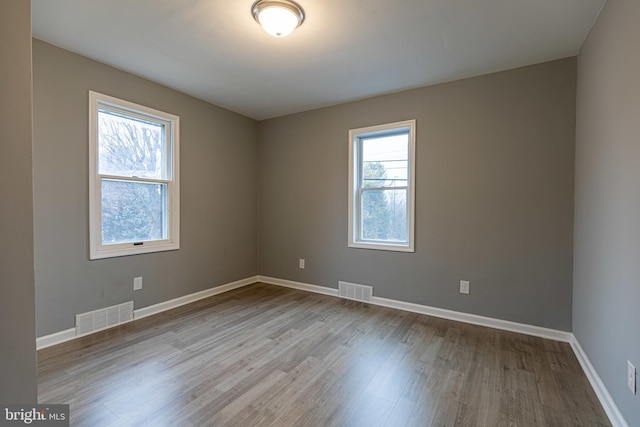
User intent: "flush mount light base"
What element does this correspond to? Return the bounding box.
[252,0,305,38]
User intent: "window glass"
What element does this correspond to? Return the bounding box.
[98,109,167,179]
[101,179,167,244]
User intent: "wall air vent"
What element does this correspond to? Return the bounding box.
[75,301,133,337]
[338,281,373,303]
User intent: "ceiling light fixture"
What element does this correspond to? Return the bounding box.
[251,0,305,38]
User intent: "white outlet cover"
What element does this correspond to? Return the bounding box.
[460,280,470,294]
[299,259,305,269]
[134,276,143,290]
[628,360,636,394]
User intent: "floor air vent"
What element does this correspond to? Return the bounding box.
[75,301,133,336]
[338,281,373,303]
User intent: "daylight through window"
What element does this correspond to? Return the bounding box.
[348,120,415,252]
[89,91,180,259]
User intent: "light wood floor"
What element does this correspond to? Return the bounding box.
[38,283,610,426]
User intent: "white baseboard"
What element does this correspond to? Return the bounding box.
[570,335,629,427]
[257,276,339,297]
[258,275,571,343]
[134,276,259,320]
[39,276,570,349]
[36,328,76,350]
[36,276,259,350]
[371,296,571,342]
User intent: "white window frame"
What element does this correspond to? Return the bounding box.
[89,91,180,259]
[348,119,416,252]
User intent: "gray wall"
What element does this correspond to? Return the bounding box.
[258,58,577,331]
[574,0,640,424]
[33,40,258,337]
[0,0,38,403]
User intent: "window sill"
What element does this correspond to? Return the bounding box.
[348,241,414,253]
[90,241,179,260]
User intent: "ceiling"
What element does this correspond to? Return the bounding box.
[32,0,605,120]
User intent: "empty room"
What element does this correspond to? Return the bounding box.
[1,0,639,425]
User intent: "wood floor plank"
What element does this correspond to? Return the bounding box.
[38,283,611,426]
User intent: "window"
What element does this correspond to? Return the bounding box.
[348,120,416,252]
[89,91,180,259]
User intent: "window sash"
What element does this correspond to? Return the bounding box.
[100,177,172,245]
[357,186,409,243]
[97,106,172,180]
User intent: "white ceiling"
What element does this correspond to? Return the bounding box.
[32,0,605,120]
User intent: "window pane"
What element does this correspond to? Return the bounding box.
[101,179,167,244]
[362,134,408,188]
[98,109,166,179]
[361,188,407,242]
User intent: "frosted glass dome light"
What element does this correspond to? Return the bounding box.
[252,0,305,38]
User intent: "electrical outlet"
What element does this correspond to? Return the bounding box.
[628,361,636,394]
[299,258,305,269]
[460,280,470,294]
[133,276,143,291]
